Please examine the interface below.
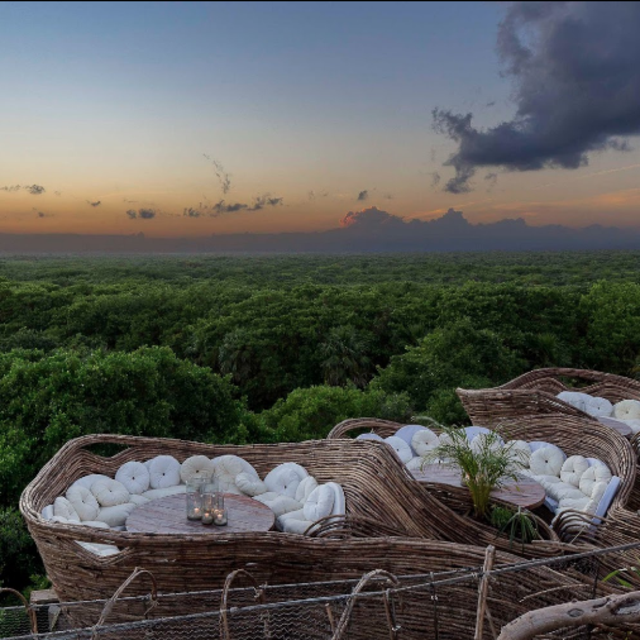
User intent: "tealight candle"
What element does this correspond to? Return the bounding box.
[186,477,206,520]
[213,508,228,526]
[201,511,214,525]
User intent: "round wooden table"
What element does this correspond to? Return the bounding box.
[125,493,275,534]
[411,464,546,510]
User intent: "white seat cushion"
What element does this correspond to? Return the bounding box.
[98,503,137,528]
[560,455,590,488]
[303,484,335,521]
[235,472,267,497]
[53,497,80,522]
[613,399,640,421]
[180,455,215,484]
[147,455,181,489]
[263,464,307,498]
[65,484,100,521]
[76,542,120,557]
[253,493,302,517]
[212,455,260,494]
[90,478,131,507]
[141,485,186,500]
[579,464,612,497]
[356,433,384,442]
[41,504,54,521]
[115,461,150,495]
[384,436,413,464]
[295,476,319,503]
[529,446,566,477]
[410,429,440,457]
[129,494,150,505]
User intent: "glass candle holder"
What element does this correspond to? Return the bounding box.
[213,492,228,526]
[186,477,206,520]
[201,485,215,525]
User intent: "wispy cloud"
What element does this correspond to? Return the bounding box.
[24,184,45,195]
[182,193,284,218]
[0,185,21,192]
[203,154,231,194]
[87,200,101,207]
[126,208,157,220]
[357,190,369,202]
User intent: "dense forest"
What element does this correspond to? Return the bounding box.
[2,250,640,593]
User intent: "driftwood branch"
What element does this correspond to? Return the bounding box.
[498,590,640,640]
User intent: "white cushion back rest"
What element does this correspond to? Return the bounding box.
[141,485,185,500]
[180,455,215,484]
[115,461,150,495]
[470,433,503,455]
[356,433,384,442]
[410,429,440,457]
[579,465,612,497]
[384,436,413,464]
[560,455,590,488]
[623,419,640,434]
[613,399,640,421]
[90,478,130,507]
[295,476,319,503]
[98,503,137,528]
[326,482,345,516]
[529,446,566,477]
[395,425,430,455]
[557,391,588,411]
[53,497,80,522]
[70,474,111,492]
[235,472,267,497]
[583,396,613,418]
[303,484,335,521]
[263,466,302,498]
[147,455,181,489]
[65,484,100,521]
[505,440,531,467]
[41,504,54,521]
[464,426,492,442]
[212,455,260,494]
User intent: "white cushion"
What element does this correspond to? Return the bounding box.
[579,464,612,497]
[613,399,640,421]
[560,455,590,488]
[295,476,319,503]
[356,433,384,442]
[41,504,54,521]
[303,484,335,521]
[147,455,181,489]
[589,481,608,504]
[141,485,186,500]
[76,542,120,557]
[90,478,130,507]
[65,484,100,521]
[70,474,111,492]
[529,446,566,477]
[235,472,267,497]
[395,425,430,454]
[464,426,492,442]
[180,455,215,484]
[115,461,150,495]
[77,520,110,528]
[557,391,588,412]
[506,440,531,467]
[405,457,424,472]
[552,484,588,502]
[263,465,306,498]
[327,482,345,516]
[623,419,640,434]
[594,476,620,520]
[280,517,316,535]
[583,396,613,418]
[532,474,563,494]
[129,494,150,505]
[53,497,80,522]
[558,495,592,512]
[384,436,413,464]
[410,429,440,457]
[98,503,137,528]
[253,493,302,517]
[212,455,260,494]
[275,508,306,531]
[470,432,503,455]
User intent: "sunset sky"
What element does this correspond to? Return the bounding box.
[1,1,640,238]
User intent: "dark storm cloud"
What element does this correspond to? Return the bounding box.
[87,200,101,207]
[203,154,231,194]
[24,184,45,195]
[433,2,640,193]
[357,190,368,202]
[126,208,157,220]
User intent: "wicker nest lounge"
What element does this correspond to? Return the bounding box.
[21,433,579,606]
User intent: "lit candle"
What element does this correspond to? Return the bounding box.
[201,510,214,525]
[213,508,228,526]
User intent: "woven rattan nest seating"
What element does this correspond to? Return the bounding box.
[328,415,638,551]
[21,433,578,605]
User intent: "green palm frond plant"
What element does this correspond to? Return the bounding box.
[423,426,526,520]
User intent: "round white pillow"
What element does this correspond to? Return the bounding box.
[557,391,588,412]
[53,497,80,522]
[235,472,267,497]
[70,473,111,492]
[180,455,215,484]
[529,446,566,477]
[470,433,503,455]
[90,478,131,507]
[115,461,150,495]
[583,396,613,418]
[263,466,303,498]
[410,429,440,457]
[303,484,335,522]
[560,455,590,488]
[147,455,181,489]
[384,436,413,464]
[98,503,137,528]
[579,464,612,497]
[212,455,260,494]
[505,440,531,467]
[614,399,640,421]
[65,484,100,521]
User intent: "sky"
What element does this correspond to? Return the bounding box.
[1,1,640,239]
